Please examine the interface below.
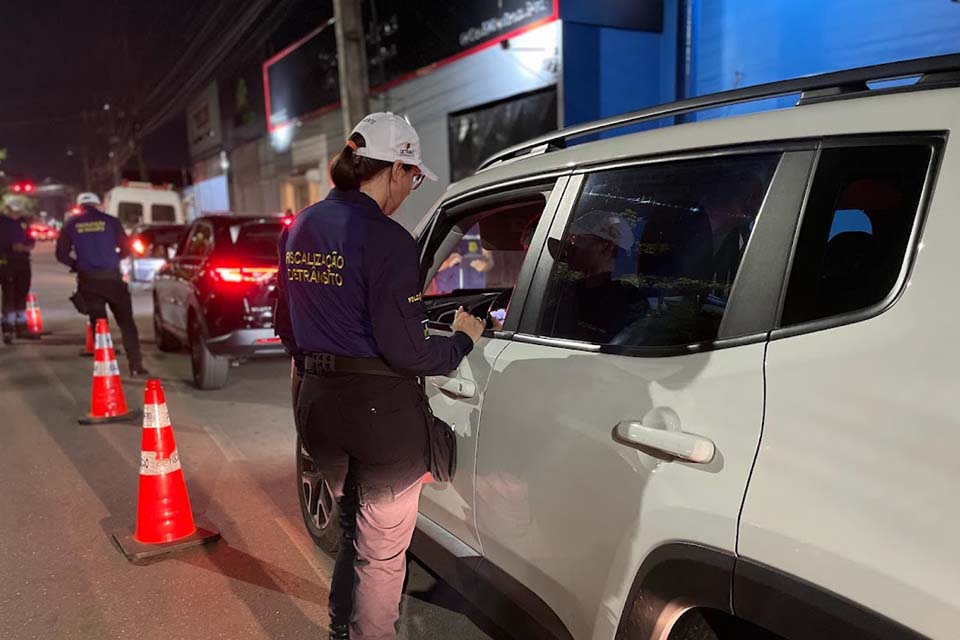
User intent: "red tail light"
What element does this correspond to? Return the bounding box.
[282,216,294,227]
[211,266,278,284]
[131,237,147,256]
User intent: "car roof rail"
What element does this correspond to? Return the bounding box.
[478,53,960,171]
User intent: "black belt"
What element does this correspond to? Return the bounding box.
[78,268,122,280]
[303,353,405,378]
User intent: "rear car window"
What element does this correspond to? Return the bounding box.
[780,144,932,327]
[137,227,184,258]
[118,202,143,226]
[538,153,780,348]
[151,204,177,223]
[230,222,283,258]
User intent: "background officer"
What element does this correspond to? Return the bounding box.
[0,195,35,344]
[276,112,484,640]
[56,192,149,376]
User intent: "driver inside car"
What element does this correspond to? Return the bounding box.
[549,209,647,344]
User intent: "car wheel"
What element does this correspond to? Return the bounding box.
[189,317,229,390]
[153,298,179,352]
[297,436,341,553]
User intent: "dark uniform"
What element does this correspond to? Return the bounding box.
[56,205,145,371]
[0,214,34,342]
[276,188,473,640]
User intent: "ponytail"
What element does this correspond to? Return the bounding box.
[330,133,393,191]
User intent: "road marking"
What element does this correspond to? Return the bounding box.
[29,351,77,406]
[275,516,334,578]
[202,425,246,462]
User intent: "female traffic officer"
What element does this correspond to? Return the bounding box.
[276,112,485,640]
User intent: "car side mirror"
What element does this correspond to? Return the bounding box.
[546,237,563,260]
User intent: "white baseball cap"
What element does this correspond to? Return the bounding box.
[350,112,437,181]
[569,210,636,250]
[77,192,101,206]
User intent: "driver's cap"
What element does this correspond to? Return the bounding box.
[570,210,636,250]
[350,112,437,181]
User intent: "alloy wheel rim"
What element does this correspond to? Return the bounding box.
[300,445,334,531]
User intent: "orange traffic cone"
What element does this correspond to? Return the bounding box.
[78,319,139,424]
[82,321,94,355]
[25,293,44,336]
[113,379,220,561]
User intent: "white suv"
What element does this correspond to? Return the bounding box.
[299,54,959,640]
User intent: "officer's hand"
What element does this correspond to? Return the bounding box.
[452,306,485,344]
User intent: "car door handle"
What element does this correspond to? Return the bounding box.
[429,375,476,399]
[615,420,715,464]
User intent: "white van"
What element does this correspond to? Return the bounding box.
[102,181,185,228]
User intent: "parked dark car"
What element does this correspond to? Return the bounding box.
[120,223,186,288]
[153,215,289,389]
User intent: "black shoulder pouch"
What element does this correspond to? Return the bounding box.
[69,290,88,315]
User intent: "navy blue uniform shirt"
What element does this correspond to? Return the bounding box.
[56,205,129,272]
[277,189,473,376]
[0,215,33,270]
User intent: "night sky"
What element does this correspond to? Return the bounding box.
[0,0,218,186]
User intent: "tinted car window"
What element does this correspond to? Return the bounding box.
[539,153,779,347]
[183,224,213,257]
[780,144,932,327]
[228,222,283,258]
[425,199,543,296]
[137,226,185,258]
[151,204,176,223]
[118,202,143,226]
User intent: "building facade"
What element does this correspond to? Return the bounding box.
[184,0,960,228]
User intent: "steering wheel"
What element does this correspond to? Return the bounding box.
[434,291,508,330]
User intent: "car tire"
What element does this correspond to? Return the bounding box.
[153,298,180,352]
[189,317,229,390]
[297,435,341,553]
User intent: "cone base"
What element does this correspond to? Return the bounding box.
[78,408,141,425]
[112,517,221,562]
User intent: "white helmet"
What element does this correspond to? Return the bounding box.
[77,192,101,206]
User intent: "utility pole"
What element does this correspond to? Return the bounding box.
[81,145,92,191]
[332,0,370,140]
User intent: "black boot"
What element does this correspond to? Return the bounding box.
[2,324,13,345]
[129,364,152,378]
[16,324,40,340]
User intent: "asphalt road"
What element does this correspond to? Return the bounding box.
[0,243,506,640]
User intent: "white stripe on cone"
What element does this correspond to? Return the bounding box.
[93,360,120,377]
[142,403,171,430]
[95,332,114,349]
[139,448,182,476]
